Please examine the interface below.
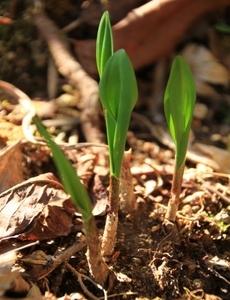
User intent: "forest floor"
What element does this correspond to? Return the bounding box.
[1,1,230,300]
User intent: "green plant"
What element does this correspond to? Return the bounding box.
[96,11,138,256]
[163,55,196,227]
[32,116,110,286]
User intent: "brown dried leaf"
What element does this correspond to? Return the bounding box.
[74,0,230,72]
[0,141,23,193]
[189,142,230,173]
[0,173,75,241]
[181,43,230,99]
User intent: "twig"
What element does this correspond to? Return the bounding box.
[66,262,106,300]
[31,8,104,144]
[35,237,87,280]
[200,179,230,205]
[0,80,108,150]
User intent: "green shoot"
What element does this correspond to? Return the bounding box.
[164,55,196,226]
[32,116,110,285]
[164,55,196,170]
[96,11,138,256]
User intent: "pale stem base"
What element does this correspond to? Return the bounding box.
[85,217,110,285]
[101,212,119,257]
[165,161,185,224]
[102,175,120,257]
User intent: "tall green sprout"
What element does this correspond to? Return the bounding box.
[96,11,138,256]
[164,55,196,225]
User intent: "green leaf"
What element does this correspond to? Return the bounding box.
[164,55,196,169]
[96,11,113,78]
[99,49,138,177]
[33,116,93,222]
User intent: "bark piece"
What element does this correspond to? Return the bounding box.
[113,0,230,69]
[74,0,230,74]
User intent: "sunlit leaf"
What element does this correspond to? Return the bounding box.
[99,49,138,177]
[164,55,196,169]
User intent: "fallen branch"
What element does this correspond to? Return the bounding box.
[74,0,230,73]
[31,9,104,144]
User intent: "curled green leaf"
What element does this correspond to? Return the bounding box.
[96,11,113,78]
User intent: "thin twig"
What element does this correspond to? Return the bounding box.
[31,8,104,143]
[36,237,87,280]
[66,262,107,300]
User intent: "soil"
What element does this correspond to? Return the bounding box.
[1,1,230,300]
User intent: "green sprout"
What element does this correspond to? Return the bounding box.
[164,55,196,226]
[32,116,110,286]
[96,11,138,256]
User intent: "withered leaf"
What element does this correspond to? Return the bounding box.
[0,173,76,241]
[0,141,23,193]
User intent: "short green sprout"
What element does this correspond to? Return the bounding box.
[164,55,196,225]
[164,55,196,170]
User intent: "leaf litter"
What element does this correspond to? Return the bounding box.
[1,92,230,299]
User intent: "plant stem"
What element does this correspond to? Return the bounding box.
[165,160,185,223]
[84,216,110,285]
[101,174,120,257]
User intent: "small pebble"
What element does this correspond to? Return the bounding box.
[193,103,208,120]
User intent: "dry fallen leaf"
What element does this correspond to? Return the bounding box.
[189,142,230,173]
[181,43,230,98]
[0,141,23,193]
[0,173,76,241]
[0,170,110,242]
